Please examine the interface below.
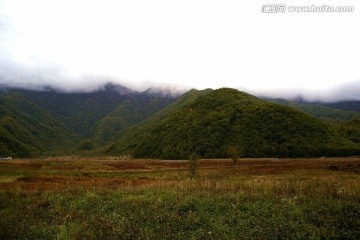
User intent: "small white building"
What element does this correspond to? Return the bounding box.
[0,156,12,160]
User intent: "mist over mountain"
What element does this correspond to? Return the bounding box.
[1,49,359,101]
[1,71,360,102]
[254,80,360,103]
[0,59,191,95]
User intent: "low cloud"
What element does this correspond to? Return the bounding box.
[0,61,107,92]
[250,80,360,103]
[0,60,190,95]
[325,81,360,102]
[1,60,360,102]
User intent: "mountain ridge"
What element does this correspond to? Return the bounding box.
[1,85,360,158]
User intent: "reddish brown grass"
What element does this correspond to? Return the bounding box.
[0,157,359,192]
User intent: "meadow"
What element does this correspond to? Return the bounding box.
[0,157,359,239]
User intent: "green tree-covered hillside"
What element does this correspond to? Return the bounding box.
[0,85,176,156]
[0,94,76,157]
[109,88,360,159]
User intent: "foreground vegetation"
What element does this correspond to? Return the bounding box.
[0,157,359,239]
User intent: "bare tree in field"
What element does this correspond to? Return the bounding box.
[227,146,240,169]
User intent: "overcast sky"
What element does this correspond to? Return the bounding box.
[0,0,359,101]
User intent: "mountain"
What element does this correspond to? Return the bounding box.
[106,88,212,155]
[0,83,177,156]
[0,93,76,157]
[1,85,360,158]
[267,98,360,121]
[14,83,138,135]
[90,93,176,146]
[108,88,360,159]
[318,101,360,113]
[11,83,176,138]
[337,120,360,144]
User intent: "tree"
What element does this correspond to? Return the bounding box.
[189,152,200,180]
[227,146,240,169]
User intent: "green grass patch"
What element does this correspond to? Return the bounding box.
[1,180,360,239]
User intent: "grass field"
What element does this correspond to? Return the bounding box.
[0,157,359,239]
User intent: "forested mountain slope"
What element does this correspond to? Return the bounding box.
[109,88,360,159]
[0,93,76,157]
[0,84,176,156]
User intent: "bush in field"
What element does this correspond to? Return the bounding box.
[227,146,241,169]
[188,152,200,180]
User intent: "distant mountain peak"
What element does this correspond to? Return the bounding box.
[100,82,135,95]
